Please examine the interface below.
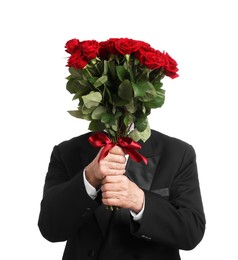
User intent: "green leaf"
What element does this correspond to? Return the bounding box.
[102,111,121,126]
[125,98,137,113]
[69,67,82,77]
[108,129,116,137]
[112,124,118,131]
[153,80,163,91]
[114,111,122,120]
[66,78,86,94]
[88,120,105,131]
[136,82,157,102]
[113,94,130,106]
[91,106,107,120]
[77,79,90,87]
[72,84,91,100]
[68,109,91,121]
[132,81,151,97]
[93,75,108,88]
[66,79,76,94]
[116,65,127,81]
[82,105,95,115]
[123,113,134,127]
[114,99,130,106]
[101,113,113,124]
[144,89,165,108]
[145,82,157,95]
[118,80,133,101]
[138,92,156,102]
[129,124,151,142]
[82,91,102,108]
[141,105,146,114]
[135,116,148,132]
[81,69,91,80]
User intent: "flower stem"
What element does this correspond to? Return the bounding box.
[85,67,93,78]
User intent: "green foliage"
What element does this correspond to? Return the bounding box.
[118,80,133,102]
[129,124,151,143]
[82,91,102,109]
[66,54,168,142]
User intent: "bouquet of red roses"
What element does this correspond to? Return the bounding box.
[65,38,178,163]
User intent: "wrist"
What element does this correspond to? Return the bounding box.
[131,188,144,214]
[85,167,101,189]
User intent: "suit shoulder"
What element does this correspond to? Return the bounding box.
[151,129,194,151]
[150,130,196,168]
[56,132,93,150]
[51,132,99,164]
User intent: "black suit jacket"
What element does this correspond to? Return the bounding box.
[38,130,205,260]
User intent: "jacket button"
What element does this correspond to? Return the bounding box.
[88,249,95,257]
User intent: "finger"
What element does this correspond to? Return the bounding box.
[109,146,125,156]
[100,168,126,178]
[108,161,126,170]
[102,198,119,206]
[99,157,126,177]
[101,182,118,192]
[104,153,126,164]
[101,175,126,185]
[101,190,121,199]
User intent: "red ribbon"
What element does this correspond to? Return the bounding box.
[88,132,148,165]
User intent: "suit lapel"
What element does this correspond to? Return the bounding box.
[126,136,160,191]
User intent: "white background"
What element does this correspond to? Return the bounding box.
[0,0,237,259]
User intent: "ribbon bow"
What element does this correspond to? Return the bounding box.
[88,132,148,165]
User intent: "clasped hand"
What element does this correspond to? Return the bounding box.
[85,146,144,213]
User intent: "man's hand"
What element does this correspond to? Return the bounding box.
[85,145,126,189]
[101,175,145,213]
[85,145,144,212]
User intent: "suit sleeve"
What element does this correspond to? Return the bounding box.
[38,145,101,242]
[130,145,206,250]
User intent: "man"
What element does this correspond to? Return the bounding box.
[38,129,205,260]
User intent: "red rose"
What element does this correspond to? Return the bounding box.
[66,51,87,69]
[134,42,154,63]
[163,52,179,79]
[115,38,142,55]
[65,38,80,54]
[80,40,99,61]
[139,50,165,70]
[98,38,118,59]
[136,41,154,54]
